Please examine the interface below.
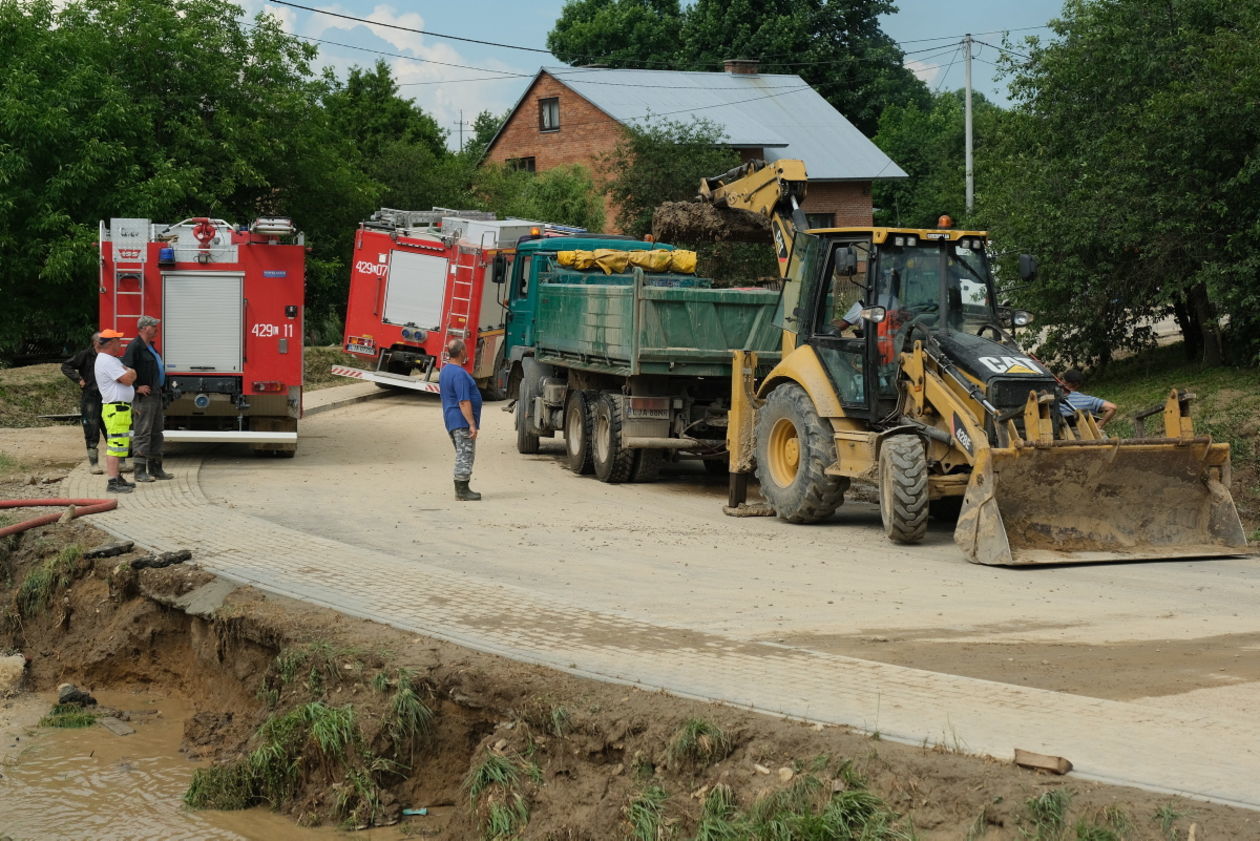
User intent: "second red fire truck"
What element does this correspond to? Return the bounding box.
[333,208,561,397]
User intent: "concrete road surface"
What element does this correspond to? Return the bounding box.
[65,387,1260,807]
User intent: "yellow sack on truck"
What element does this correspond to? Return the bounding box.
[669,250,697,274]
[591,249,630,275]
[628,250,673,272]
[556,250,586,268]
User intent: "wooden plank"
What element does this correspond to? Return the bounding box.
[98,716,136,736]
[1014,748,1072,775]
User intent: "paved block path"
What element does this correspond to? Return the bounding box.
[62,386,1260,810]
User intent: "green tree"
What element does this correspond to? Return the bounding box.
[473,164,605,231]
[546,0,682,69]
[602,117,740,237]
[0,0,373,358]
[548,0,927,136]
[323,60,447,160]
[980,0,1260,367]
[872,89,1005,229]
[460,109,509,161]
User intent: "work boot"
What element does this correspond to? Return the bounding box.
[149,458,174,480]
[133,458,154,483]
[86,447,103,475]
[106,477,133,494]
[454,480,482,501]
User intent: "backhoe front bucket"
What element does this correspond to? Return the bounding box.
[954,440,1250,566]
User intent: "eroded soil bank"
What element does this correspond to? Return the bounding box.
[2,521,1257,841]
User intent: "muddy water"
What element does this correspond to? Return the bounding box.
[0,689,406,841]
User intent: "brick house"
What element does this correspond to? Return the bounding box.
[483,61,906,232]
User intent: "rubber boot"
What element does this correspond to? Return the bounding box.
[150,458,174,480]
[454,480,481,501]
[106,477,133,494]
[87,447,104,475]
[134,458,154,483]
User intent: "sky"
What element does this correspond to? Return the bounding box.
[238,0,1067,150]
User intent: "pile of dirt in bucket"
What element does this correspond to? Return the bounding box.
[652,201,770,244]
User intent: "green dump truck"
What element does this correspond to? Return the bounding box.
[499,235,779,482]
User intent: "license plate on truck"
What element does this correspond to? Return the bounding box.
[628,396,669,419]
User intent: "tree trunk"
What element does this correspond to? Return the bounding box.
[1173,295,1203,362]
[1188,282,1223,366]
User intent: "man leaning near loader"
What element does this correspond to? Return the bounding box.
[122,315,174,482]
[93,330,137,494]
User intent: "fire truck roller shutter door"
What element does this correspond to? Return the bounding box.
[162,272,244,373]
[384,250,448,330]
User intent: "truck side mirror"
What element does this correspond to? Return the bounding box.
[492,254,507,284]
[834,248,857,276]
[1018,254,1038,281]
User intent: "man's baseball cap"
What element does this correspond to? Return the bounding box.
[98,329,125,341]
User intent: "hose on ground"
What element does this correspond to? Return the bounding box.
[0,499,118,538]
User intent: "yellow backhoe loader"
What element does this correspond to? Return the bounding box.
[694,159,1249,565]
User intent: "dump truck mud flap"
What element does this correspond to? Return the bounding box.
[955,440,1249,566]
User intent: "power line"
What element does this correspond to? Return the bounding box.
[934,47,963,93]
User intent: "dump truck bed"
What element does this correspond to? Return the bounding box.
[534,269,781,377]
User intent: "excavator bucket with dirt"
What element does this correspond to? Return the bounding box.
[954,394,1250,566]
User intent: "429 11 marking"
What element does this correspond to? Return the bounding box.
[251,322,295,338]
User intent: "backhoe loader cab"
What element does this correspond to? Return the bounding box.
[712,159,1248,565]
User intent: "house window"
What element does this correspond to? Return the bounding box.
[805,212,835,229]
[507,156,536,173]
[539,98,559,132]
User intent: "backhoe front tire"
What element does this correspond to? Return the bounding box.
[563,389,595,474]
[879,435,929,543]
[754,384,848,523]
[592,394,636,484]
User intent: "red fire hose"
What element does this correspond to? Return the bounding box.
[0,499,118,538]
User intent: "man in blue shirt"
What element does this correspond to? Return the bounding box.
[1059,369,1117,428]
[438,339,483,501]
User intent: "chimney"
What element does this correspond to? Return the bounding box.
[723,59,759,75]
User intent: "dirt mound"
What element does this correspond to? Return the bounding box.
[652,201,770,244]
[2,522,1255,839]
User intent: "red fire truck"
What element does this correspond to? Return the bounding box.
[332,208,549,396]
[99,216,306,455]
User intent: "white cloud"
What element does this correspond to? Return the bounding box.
[904,59,939,86]
[237,0,537,149]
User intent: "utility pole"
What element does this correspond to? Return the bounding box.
[459,109,464,154]
[964,33,974,214]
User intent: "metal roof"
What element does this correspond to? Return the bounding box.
[537,66,906,181]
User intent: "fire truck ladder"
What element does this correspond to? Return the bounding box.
[102,220,146,337]
[444,247,476,346]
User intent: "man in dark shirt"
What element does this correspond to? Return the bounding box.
[60,332,106,474]
[121,315,174,482]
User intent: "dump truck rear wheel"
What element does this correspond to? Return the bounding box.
[879,435,929,543]
[754,384,847,523]
[564,390,595,474]
[592,394,636,483]
[516,380,540,455]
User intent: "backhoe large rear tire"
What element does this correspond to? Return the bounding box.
[563,389,595,474]
[592,394,636,484]
[879,435,929,543]
[754,384,847,523]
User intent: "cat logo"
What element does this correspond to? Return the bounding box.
[979,355,1043,376]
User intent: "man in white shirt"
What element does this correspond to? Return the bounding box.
[93,330,138,494]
